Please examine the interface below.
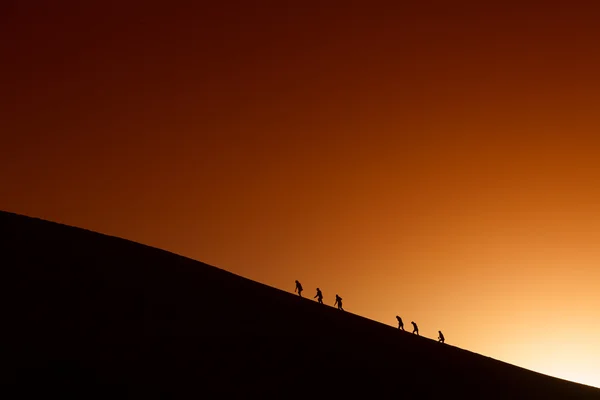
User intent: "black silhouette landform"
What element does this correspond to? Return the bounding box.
[1,210,599,398]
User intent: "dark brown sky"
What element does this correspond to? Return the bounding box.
[2,1,600,387]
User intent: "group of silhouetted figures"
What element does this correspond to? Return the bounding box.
[395,315,445,343]
[295,280,343,310]
[295,280,445,343]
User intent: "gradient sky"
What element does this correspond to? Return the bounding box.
[2,1,600,388]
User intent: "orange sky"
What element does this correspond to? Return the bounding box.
[2,1,600,388]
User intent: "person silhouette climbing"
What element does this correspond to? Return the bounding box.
[294,280,303,297]
[396,316,404,331]
[411,321,419,335]
[314,288,323,304]
[438,330,445,343]
[334,294,344,311]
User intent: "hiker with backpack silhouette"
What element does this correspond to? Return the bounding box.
[411,321,419,335]
[314,288,323,304]
[295,280,303,297]
[438,330,445,343]
[334,294,344,310]
[396,315,404,330]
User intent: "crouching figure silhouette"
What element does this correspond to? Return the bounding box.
[438,330,445,343]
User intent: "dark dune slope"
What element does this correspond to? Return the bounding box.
[1,210,599,398]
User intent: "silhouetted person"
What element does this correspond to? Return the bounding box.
[438,330,445,343]
[314,288,323,304]
[411,321,419,335]
[396,316,404,330]
[295,280,303,297]
[334,294,344,310]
